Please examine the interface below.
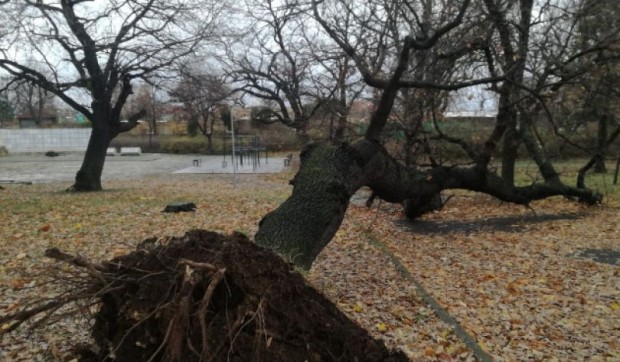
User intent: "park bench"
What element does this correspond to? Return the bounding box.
[106,147,117,156]
[120,147,141,156]
[284,153,293,166]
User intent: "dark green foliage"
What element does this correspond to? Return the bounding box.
[186,117,199,137]
[0,98,14,124]
[161,136,211,154]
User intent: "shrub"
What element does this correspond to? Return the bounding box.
[161,136,209,154]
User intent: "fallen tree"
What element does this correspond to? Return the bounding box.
[255,138,601,269]
[254,0,603,270]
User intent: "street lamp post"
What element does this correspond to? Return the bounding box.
[230,109,237,187]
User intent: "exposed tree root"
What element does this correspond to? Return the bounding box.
[1,230,406,362]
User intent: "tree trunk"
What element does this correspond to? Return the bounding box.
[71,125,111,191]
[333,112,347,143]
[403,193,443,219]
[501,126,519,185]
[594,115,608,173]
[403,132,416,167]
[255,143,366,269]
[295,119,311,146]
[206,134,213,154]
[520,114,561,183]
[579,122,620,188]
[256,140,601,270]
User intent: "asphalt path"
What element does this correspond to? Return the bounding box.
[0,153,286,184]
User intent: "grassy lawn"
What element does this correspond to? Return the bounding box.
[1,166,618,361]
[513,159,620,198]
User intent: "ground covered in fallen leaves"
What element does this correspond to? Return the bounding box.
[1,173,619,361]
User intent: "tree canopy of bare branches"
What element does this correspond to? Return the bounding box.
[169,64,231,150]
[255,0,610,269]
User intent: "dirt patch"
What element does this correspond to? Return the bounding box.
[69,230,406,361]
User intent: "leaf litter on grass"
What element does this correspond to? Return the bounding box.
[1,177,618,361]
[0,175,289,361]
[353,191,619,361]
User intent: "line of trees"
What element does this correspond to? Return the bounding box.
[0,71,58,127]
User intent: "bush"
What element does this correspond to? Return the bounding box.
[0,146,8,157]
[161,136,210,154]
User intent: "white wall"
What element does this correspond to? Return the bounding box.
[0,128,91,153]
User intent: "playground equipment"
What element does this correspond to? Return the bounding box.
[221,134,268,172]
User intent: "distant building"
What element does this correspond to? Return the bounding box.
[232,107,254,121]
[17,114,59,128]
[443,110,497,122]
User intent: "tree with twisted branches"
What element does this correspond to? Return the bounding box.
[0,0,223,190]
[255,0,607,269]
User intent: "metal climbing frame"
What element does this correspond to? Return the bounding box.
[221,135,268,171]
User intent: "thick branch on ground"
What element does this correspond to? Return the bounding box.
[256,140,601,269]
[0,299,74,335]
[45,247,108,272]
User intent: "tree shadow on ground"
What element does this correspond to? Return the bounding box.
[395,212,585,235]
[570,248,620,266]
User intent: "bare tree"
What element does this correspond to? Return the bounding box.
[122,82,166,149]
[390,0,491,167]
[571,0,620,173]
[255,0,605,269]
[301,11,368,144]
[0,0,223,190]
[256,0,504,268]
[480,0,620,188]
[9,80,56,123]
[169,65,231,152]
[0,96,13,127]
[226,0,340,145]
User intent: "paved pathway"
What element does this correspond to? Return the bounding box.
[0,153,287,184]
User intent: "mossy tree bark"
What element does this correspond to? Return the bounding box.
[255,143,366,269]
[256,138,601,269]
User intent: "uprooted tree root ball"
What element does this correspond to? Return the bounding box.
[3,230,407,361]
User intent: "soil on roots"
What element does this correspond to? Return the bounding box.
[82,230,406,362]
